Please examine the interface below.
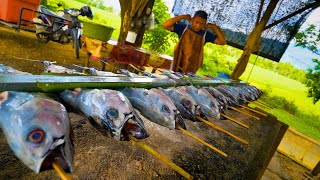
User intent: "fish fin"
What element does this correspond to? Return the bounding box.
[0,91,9,104]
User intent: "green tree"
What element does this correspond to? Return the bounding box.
[305,58,320,104]
[294,24,320,104]
[142,0,176,53]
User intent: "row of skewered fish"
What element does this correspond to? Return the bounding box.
[0,63,262,175]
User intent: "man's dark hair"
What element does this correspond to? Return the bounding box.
[194,10,208,20]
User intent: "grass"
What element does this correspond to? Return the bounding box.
[241,63,320,140]
[62,0,121,39]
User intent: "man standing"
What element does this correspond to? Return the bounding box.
[162,10,226,74]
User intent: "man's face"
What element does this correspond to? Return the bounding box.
[190,16,206,32]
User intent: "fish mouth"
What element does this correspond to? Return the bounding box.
[120,114,149,141]
[174,111,187,130]
[39,137,74,173]
[195,105,207,120]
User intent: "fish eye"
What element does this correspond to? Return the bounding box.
[28,129,45,143]
[182,99,191,108]
[162,105,170,113]
[107,109,118,118]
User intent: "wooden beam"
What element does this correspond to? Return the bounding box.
[265,1,320,30]
[255,0,265,26]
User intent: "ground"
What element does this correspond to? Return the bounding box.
[0,25,312,179]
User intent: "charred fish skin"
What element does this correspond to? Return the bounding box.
[179,86,221,120]
[59,89,149,141]
[0,91,74,173]
[120,88,186,130]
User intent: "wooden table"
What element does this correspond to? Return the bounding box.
[82,36,173,72]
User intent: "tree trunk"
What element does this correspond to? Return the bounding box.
[119,0,155,47]
[231,0,279,80]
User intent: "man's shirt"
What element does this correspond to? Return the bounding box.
[173,23,217,44]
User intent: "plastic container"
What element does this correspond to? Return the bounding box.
[0,0,41,23]
[82,21,114,42]
[217,72,231,79]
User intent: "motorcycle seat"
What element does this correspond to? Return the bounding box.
[39,5,66,20]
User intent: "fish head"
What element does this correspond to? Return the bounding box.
[0,91,74,173]
[172,88,204,121]
[148,89,186,129]
[85,89,149,141]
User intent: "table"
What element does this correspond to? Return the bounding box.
[82,36,173,71]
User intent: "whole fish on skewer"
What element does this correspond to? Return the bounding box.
[120,88,186,130]
[0,64,31,75]
[178,86,221,120]
[204,86,229,111]
[42,61,84,74]
[72,64,126,77]
[0,64,74,173]
[163,88,206,122]
[0,91,74,173]
[59,88,149,141]
[219,85,247,104]
[215,86,240,106]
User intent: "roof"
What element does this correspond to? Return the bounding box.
[172,0,320,62]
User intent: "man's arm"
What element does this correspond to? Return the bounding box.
[162,14,191,31]
[206,23,227,45]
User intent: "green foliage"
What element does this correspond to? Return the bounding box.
[198,44,236,76]
[295,24,320,54]
[294,24,320,103]
[259,91,298,115]
[305,58,320,104]
[142,0,176,53]
[41,0,68,12]
[74,0,110,11]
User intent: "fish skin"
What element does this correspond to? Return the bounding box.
[118,69,142,77]
[0,91,74,173]
[0,64,31,75]
[120,88,186,130]
[178,86,221,120]
[85,67,126,77]
[204,86,228,110]
[43,61,83,74]
[59,88,149,141]
[215,86,239,106]
[163,88,205,121]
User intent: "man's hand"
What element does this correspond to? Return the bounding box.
[205,23,218,30]
[181,14,191,22]
[163,14,191,31]
[205,23,227,45]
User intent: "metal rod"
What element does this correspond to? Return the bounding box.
[52,161,72,180]
[196,116,249,145]
[229,106,260,120]
[130,136,193,179]
[220,113,250,129]
[239,104,268,117]
[177,126,228,157]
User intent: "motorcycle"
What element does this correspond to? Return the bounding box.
[33,5,93,59]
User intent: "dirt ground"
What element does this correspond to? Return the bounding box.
[0,25,312,179]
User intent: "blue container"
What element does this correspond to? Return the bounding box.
[217,72,230,79]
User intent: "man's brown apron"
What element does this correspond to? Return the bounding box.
[172,27,207,74]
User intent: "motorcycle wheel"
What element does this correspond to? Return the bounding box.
[36,32,50,43]
[72,29,80,59]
